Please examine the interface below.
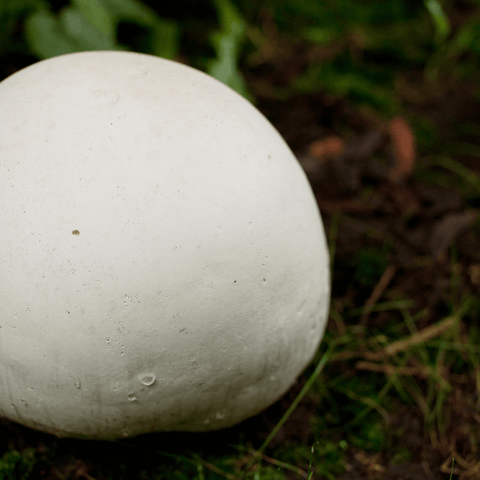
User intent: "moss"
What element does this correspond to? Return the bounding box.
[0,449,36,480]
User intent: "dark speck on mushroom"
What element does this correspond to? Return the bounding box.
[72,230,80,235]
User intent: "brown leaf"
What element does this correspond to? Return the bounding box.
[308,136,345,163]
[388,116,416,182]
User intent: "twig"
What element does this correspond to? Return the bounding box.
[360,265,397,322]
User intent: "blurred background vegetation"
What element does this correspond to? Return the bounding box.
[1,0,480,111]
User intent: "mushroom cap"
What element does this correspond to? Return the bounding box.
[0,51,330,439]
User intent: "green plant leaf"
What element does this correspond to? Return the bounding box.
[0,0,50,53]
[24,4,123,59]
[100,0,179,59]
[149,19,179,60]
[0,449,36,480]
[100,0,157,26]
[424,0,450,43]
[24,8,79,58]
[72,0,115,38]
[207,0,252,101]
[23,0,179,61]
[302,26,339,44]
[60,6,120,51]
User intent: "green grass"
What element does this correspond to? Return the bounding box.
[0,449,36,480]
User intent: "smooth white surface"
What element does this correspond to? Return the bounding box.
[0,51,330,439]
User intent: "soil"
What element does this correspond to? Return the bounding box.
[1,30,479,480]
[251,87,479,480]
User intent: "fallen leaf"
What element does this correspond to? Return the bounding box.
[388,116,416,182]
[308,136,345,163]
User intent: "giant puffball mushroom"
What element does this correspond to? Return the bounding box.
[0,51,330,440]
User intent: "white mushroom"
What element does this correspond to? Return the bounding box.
[0,51,330,439]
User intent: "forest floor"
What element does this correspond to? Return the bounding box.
[1,7,480,479]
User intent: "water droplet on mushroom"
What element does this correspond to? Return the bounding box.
[128,393,137,402]
[74,380,81,389]
[137,373,156,386]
